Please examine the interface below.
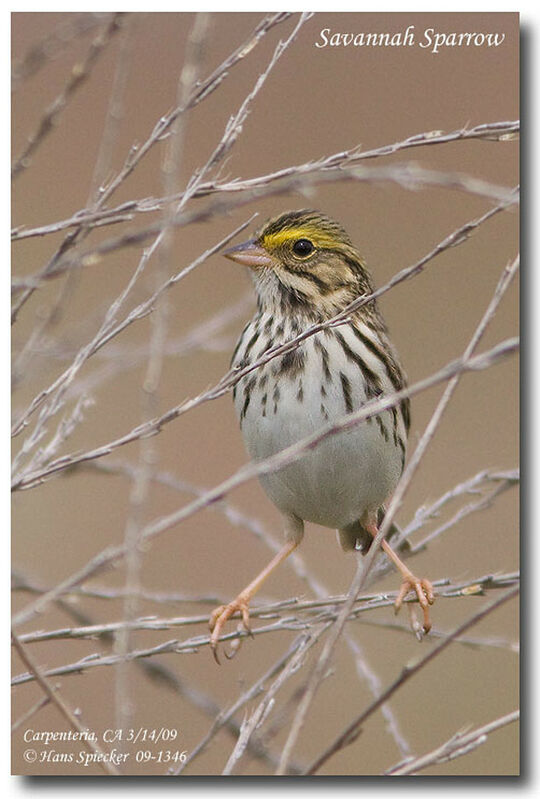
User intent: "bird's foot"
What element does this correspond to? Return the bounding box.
[394,574,435,634]
[209,595,252,664]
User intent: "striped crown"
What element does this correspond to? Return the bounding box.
[225,210,377,320]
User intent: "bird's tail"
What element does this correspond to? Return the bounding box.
[337,507,411,555]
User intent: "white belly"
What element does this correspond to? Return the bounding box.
[234,325,404,529]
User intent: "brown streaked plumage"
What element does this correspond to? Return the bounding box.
[209,210,433,662]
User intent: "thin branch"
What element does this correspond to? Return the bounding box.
[11,304,512,478]
[403,469,519,541]
[306,586,519,775]
[113,11,212,742]
[76,454,413,767]
[10,338,518,533]
[12,16,129,367]
[355,617,519,653]
[385,709,519,775]
[11,12,292,322]
[15,9,300,440]
[88,17,135,202]
[275,554,377,773]
[362,257,519,618]
[11,120,519,242]
[10,193,517,471]
[12,21,136,403]
[175,636,312,775]
[12,13,111,89]
[12,14,126,178]
[11,335,518,630]
[141,659,302,774]
[343,633,412,758]
[11,630,122,776]
[10,572,290,773]
[276,255,518,774]
[50,462,518,602]
[221,624,331,775]
[10,195,512,445]
[17,290,250,370]
[11,10,518,778]
[410,473,519,554]
[11,695,51,732]
[11,215,255,453]
[13,572,518,652]
[11,165,518,293]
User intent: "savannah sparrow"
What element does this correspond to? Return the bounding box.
[209,210,434,661]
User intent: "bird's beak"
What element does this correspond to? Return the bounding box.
[222,238,273,269]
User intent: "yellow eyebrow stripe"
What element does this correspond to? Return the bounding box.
[262,226,339,250]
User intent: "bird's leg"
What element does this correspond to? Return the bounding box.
[364,517,434,633]
[209,517,303,663]
[209,540,298,663]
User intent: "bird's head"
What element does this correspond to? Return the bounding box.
[223,210,373,318]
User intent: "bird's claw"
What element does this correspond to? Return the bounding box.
[394,575,435,634]
[209,596,252,664]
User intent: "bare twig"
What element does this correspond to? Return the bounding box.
[410,471,519,554]
[11,630,122,775]
[10,195,517,475]
[12,19,136,400]
[275,255,518,774]
[175,636,312,774]
[12,9,518,779]
[11,165,518,294]
[12,10,298,438]
[10,192,513,451]
[14,572,519,651]
[11,121,519,243]
[21,290,250,368]
[55,461,517,600]
[11,695,52,732]
[355,617,519,653]
[221,624,331,775]
[306,586,519,774]
[11,215,255,451]
[384,709,519,775]
[86,463,412,759]
[11,335,518,630]
[363,257,519,617]
[11,338,517,500]
[403,469,519,541]
[88,17,135,201]
[12,14,125,178]
[11,12,292,322]
[12,13,111,89]
[11,572,289,773]
[113,11,212,741]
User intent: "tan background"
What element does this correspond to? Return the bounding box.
[12,12,519,776]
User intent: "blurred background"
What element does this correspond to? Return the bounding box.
[12,12,519,776]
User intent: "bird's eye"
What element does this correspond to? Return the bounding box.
[292,238,314,257]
